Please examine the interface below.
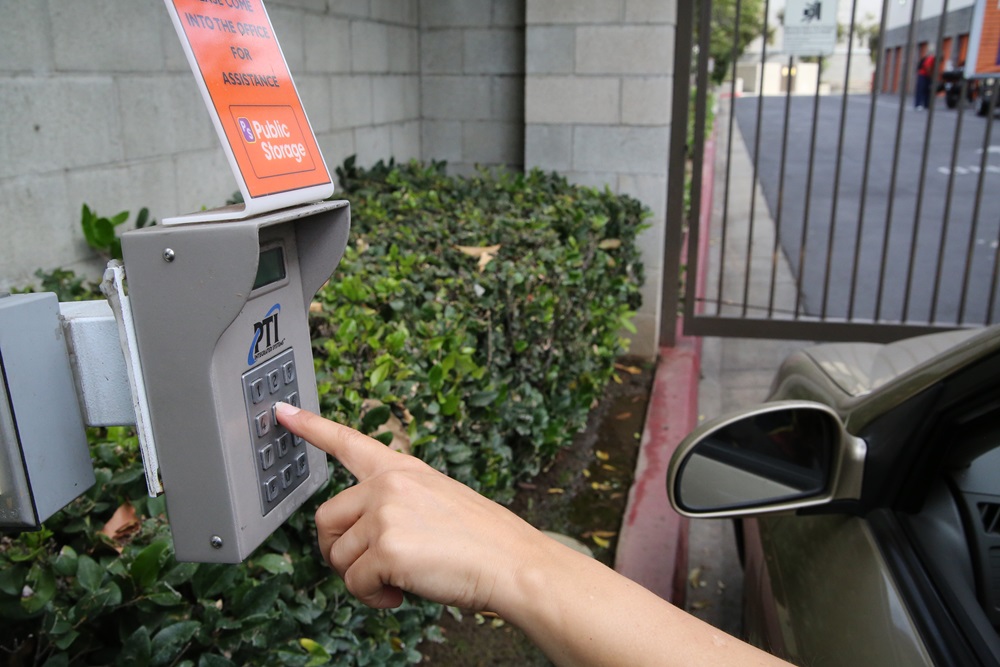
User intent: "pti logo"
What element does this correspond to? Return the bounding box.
[238,117,256,143]
[248,303,284,365]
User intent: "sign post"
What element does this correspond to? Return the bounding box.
[783,0,839,58]
[162,0,334,224]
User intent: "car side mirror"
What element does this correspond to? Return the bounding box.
[667,401,867,518]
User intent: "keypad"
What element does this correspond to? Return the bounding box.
[241,348,309,515]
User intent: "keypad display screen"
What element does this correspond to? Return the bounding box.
[253,246,286,290]
[241,348,308,515]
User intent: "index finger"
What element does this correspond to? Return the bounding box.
[275,402,397,480]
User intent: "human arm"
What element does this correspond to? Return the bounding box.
[275,402,789,667]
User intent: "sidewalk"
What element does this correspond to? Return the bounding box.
[615,96,812,637]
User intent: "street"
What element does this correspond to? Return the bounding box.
[733,93,1000,325]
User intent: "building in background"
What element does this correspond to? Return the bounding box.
[880,0,977,95]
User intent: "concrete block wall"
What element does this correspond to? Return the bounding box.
[1,0,672,357]
[0,0,421,290]
[524,0,676,358]
[420,0,525,175]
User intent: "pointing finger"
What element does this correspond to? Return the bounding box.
[274,402,403,481]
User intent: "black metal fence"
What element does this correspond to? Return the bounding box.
[663,0,1000,345]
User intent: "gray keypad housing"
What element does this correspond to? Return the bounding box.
[241,348,308,515]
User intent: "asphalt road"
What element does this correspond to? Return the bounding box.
[733,93,1000,326]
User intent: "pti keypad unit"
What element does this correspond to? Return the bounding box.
[241,348,309,514]
[121,200,349,562]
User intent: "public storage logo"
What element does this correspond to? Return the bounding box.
[230,104,316,179]
[238,117,256,143]
[248,303,285,365]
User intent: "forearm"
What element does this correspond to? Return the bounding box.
[495,533,787,667]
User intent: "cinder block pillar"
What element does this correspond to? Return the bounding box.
[525,0,676,359]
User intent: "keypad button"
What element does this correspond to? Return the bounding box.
[259,443,275,470]
[282,360,295,384]
[286,391,299,408]
[280,465,293,489]
[267,370,281,394]
[250,379,265,404]
[264,476,279,502]
[254,411,270,437]
[276,433,290,458]
[295,452,308,476]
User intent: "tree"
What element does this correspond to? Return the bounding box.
[706,0,769,85]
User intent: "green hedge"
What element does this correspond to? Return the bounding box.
[318,159,647,501]
[0,160,647,666]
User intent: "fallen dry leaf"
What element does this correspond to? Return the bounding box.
[613,412,632,421]
[595,450,610,461]
[614,363,642,375]
[591,535,611,548]
[690,600,711,610]
[598,239,622,250]
[309,301,323,313]
[455,244,501,272]
[547,487,565,495]
[100,502,140,550]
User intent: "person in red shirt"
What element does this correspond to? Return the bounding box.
[915,51,935,109]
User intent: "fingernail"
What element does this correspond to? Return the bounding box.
[275,401,301,417]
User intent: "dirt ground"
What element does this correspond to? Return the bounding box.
[418,358,655,666]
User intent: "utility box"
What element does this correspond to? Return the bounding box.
[0,294,95,529]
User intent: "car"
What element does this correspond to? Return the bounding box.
[668,325,1000,666]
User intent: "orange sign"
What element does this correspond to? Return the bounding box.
[967,0,1000,78]
[167,0,331,199]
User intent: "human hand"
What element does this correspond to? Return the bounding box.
[274,402,549,613]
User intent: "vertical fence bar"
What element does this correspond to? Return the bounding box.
[978,80,1000,325]
[903,1,949,322]
[661,0,695,346]
[716,0,744,316]
[849,0,892,320]
[875,0,921,321]
[768,56,795,317]
[742,0,771,316]
[683,0,712,323]
[819,0,859,319]
[955,79,999,324]
[795,60,825,320]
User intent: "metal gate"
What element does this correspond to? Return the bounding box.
[662,0,1000,345]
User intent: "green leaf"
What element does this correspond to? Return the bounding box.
[373,431,394,446]
[52,546,79,577]
[254,553,293,575]
[21,566,56,614]
[369,361,391,388]
[92,217,116,248]
[132,539,170,590]
[468,390,498,407]
[235,578,280,616]
[0,563,27,595]
[75,555,104,593]
[151,621,200,666]
[109,210,130,227]
[300,638,332,667]
[360,404,391,433]
[198,655,236,667]
[118,625,152,667]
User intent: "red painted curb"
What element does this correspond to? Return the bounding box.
[613,128,717,605]
[614,335,700,604]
